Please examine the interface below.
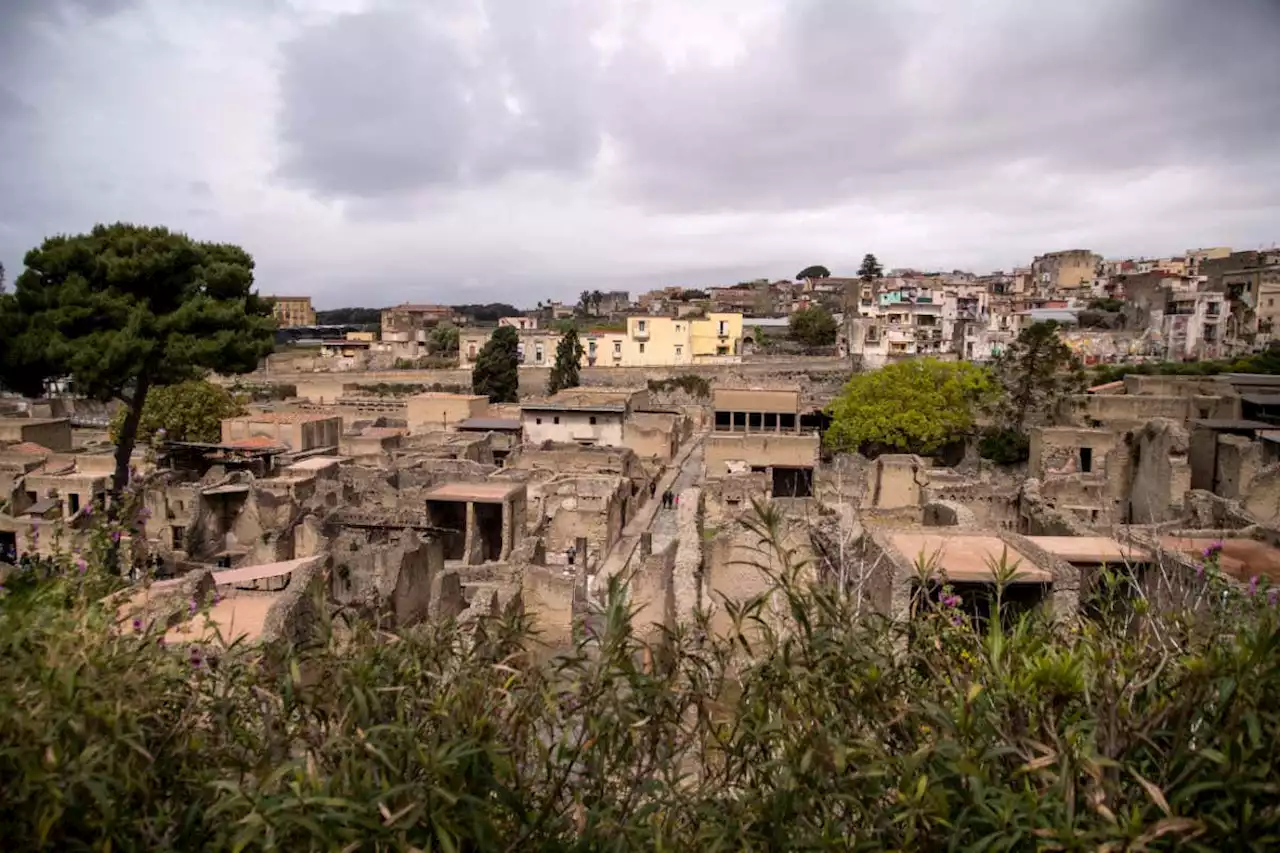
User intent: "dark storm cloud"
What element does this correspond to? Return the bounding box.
[274,0,1280,214]
[275,0,603,199]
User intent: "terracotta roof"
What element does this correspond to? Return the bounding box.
[4,442,51,455]
[225,436,286,450]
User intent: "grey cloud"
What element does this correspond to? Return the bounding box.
[275,0,602,199]
[601,0,1280,212]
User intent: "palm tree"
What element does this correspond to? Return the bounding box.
[578,290,591,316]
[590,289,604,316]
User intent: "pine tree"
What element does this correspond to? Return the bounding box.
[547,327,585,395]
[858,253,884,282]
[471,326,520,403]
[0,223,275,493]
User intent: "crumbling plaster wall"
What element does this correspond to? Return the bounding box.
[1128,419,1191,525]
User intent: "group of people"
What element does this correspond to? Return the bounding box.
[646,481,679,510]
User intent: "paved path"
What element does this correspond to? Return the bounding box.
[595,431,707,585]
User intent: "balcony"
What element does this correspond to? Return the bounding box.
[631,324,650,340]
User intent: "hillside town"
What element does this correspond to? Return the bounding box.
[4,241,1280,654]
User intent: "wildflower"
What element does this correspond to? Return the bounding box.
[1269,587,1279,607]
[1196,562,1206,580]
[137,507,151,520]
[1202,541,1223,559]
[132,618,142,633]
[189,646,203,669]
[156,427,167,437]
[1248,576,1259,597]
[83,505,93,517]
[189,598,198,615]
[212,592,222,605]
[76,558,87,574]
[111,531,121,543]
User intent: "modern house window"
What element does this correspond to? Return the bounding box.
[534,343,544,362]
[639,343,646,353]
[614,341,621,355]
[674,345,682,356]
[589,416,597,425]
[588,341,597,354]
[718,320,728,335]
[637,320,646,332]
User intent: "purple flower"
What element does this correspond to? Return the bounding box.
[76,558,87,574]
[111,531,121,543]
[132,618,142,633]
[1203,541,1223,559]
[1269,588,1279,608]
[188,598,198,615]
[189,647,203,669]
[950,612,963,626]
[1196,563,1206,580]
[212,592,222,605]
[1249,576,1259,598]
[137,507,151,520]
[83,505,93,517]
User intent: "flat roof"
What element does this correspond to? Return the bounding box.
[1026,536,1151,565]
[521,403,626,413]
[1240,393,1280,406]
[1160,536,1280,582]
[424,480,525,503]
[212,556,314,586]
[287,455,344,471]
[225,411,340,424]
[456,417,523,431]
[887,532,1051,584]
[1189,419,1270,430]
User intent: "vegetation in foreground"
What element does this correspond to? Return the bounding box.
[2,505,1279,850]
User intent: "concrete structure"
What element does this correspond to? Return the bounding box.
[705,386,817,496]
[712,388,802,433]
[405,393,489,433]
[221,412,342,453]
[1032,249,1102,293]
[380,303,454,356]
[270,296,317,328]
[520,389,649,449]
[424,481,527,565]
[0,417,73,453]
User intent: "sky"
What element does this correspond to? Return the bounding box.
[1,0,1278,309]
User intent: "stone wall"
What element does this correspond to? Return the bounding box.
[1128,419,1191,524]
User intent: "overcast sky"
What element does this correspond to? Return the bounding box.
[2,0,1278,308]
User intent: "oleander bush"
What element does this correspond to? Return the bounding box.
[2,506,1280,850]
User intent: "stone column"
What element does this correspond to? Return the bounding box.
[576,536,589,571]
[464,502,482,565]
[500,499,512,561]
[639,531,652,559]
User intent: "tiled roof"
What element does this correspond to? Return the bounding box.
[4,442,51,455]
[225,436,286,449]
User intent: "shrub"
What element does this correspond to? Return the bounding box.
[3,506,1280,849]
[977,426,1031,464]
[647,374,712,398]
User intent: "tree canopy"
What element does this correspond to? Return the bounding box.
[427,323,460,356]
[315,307,380,326]
[796,264,830,280]
[978,321,1085,463]
[453,303,519,323]
[471,326,520,403]
[547,327,585,395]
[858,254,884,282]
[0,223,275,492]
[826,359,996,456]
[108,379,244,446]
[788,306,839,347]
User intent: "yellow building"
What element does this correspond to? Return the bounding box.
[461,313,744,368]
[270,296,317,327]
[691,312,743,357]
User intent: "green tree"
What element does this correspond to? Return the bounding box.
[858,253,884,283]
[826,359,995,456]
[0,223,274,493]
[788,306,838,346]
[427,323,460,356]
[796,264,830,280]
[471,325,519,403]
[989,321,1086,435]
[0,260,6,294]
[578,290,592,316]
[590,290,604,315]
[108,379,245,445]
[547,327,585,395]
